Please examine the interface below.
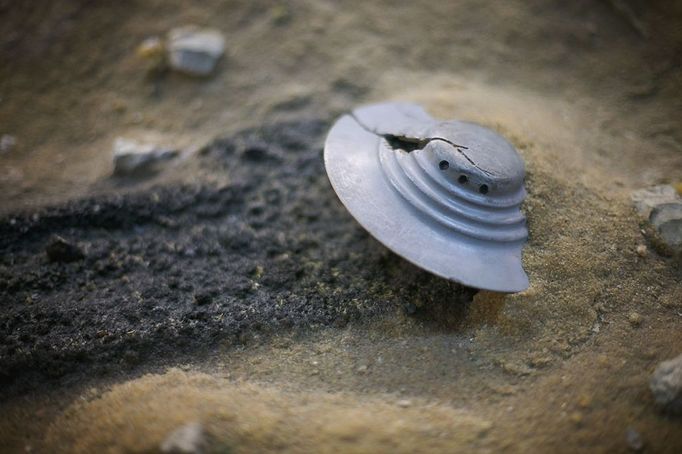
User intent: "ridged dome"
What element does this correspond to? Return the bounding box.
[324,102,529,293]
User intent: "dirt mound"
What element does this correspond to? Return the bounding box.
[45,368,494,453]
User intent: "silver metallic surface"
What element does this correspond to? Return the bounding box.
[324,102,529,293]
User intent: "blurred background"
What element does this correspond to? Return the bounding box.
[1,0,680,212]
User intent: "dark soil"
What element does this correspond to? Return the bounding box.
[0,119,476,397]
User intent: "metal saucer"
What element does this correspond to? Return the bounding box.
[324,102,529,293]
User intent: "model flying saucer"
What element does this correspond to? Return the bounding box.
[323,102,529,293]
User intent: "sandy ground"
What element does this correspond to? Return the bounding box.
[1,0,681,452]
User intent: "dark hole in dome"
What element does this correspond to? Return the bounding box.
[383,134,428,153]
[458,174,468,184]
[479,184,489,194]
[439,160,450,170]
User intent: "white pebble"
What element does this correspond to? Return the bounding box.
[167,26,225,76]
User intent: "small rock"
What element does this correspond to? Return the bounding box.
[193,291,213,306]
[396,399,412,408]
[628,312,643,327]
[649,202,682,249]
[635,244,647,257]
[356,364,368,374]
[136,36,165,60]
[242,146,270,162]
[167,26,225,76]
[113,137,178,176]
[649,353,682,414]
[631,185,680,218]
[0,134,16,153]
[625,427,644,451]
[46,235,85,263]
[160,422,207,454]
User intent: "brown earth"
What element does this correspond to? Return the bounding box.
[1,0,681,453]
